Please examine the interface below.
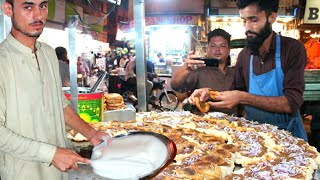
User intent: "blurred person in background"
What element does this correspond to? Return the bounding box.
[0,0,110,179]
[55,46,70,87]
[89,51,96,69]
[121,54,153,96]
[119,53,129,68]
[157,52,165,63]
[171,29,235,115]
[91,64,104,77]
[105,51,116,72]
[189,0,307,141]
[115,54,122,68]
[146,59,156,81]
[77,56,90,76]
[77,56,90,86]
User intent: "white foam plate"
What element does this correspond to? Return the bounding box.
[90,131,176,180]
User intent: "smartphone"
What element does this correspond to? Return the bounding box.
[192,57,220,67]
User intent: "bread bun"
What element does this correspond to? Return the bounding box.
[194,97,210,113]
[104,93,124,101]
[103,93,125,111]
[209,91,219,99]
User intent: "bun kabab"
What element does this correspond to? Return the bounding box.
[194,97,210,113]
[68,111,320,179]
[103,93,125,111]
[209,90,219,100]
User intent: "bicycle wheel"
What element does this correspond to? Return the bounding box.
[159,91,179,111]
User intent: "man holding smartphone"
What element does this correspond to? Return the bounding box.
[171,29,235,115]
[189,0,307,141]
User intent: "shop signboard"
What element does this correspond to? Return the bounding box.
[145,0,204,14]
[128,0,203,19]
[304,0,320,24]
[130,15,200,27]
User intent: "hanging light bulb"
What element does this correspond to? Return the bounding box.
[304,30,311,33]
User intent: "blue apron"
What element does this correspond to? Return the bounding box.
[244,34,308,141]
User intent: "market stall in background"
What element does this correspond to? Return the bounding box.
[144,18,194,74]
[206,0,299,65]
[298,0,320,116]
[40,0,112,73]
[124,0,206,75]
[118,16,197,75]
[301,0,320,70]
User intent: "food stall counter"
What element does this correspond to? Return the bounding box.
[302,70,320,115]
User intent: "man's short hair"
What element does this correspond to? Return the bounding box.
[207,28,231,47]
[55,47,67,60]
[6,0,13,5]
[236,0,279,16]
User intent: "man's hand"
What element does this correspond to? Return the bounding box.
[52,147,89,172]
[188,88,211,104]
[63,105,112,147]
[208,90,244,109]
[185,51,206,70]
[88,130,112,147]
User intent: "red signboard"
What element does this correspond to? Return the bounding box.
[145,0,204,14]
[128,0,204,19]
[129,15,200,28]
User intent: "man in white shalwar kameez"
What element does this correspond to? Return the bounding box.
[0,0,110,179]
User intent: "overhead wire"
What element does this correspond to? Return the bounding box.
[86,0,118,15]
[190,26,201,43]
[65,0,117,26]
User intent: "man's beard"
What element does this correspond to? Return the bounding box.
[12,14,43,38]
[245,20,272,55]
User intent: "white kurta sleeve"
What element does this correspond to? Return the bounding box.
[0,54,57,165]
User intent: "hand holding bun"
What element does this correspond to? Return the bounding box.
[209,91,219,100]
[194,97,210,113]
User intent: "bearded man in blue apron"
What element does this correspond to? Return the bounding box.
[189,0,308,141]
